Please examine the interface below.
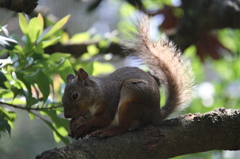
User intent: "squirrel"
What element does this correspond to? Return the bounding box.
[62,15,194,139]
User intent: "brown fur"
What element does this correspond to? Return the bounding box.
[62,15,194,139]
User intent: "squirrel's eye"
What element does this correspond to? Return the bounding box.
[72,93,78,100]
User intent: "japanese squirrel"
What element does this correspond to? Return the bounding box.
[62,15,194,139]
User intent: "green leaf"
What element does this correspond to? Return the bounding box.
[0,116,11,135]
[41,110,68,130]
[87,44,99,55]
[42,36,60,48]
[19,13,28,34]
[0,36,18,50]
[58,59,74,83]
[27,17,44,43]
[0,49,8,56]
[70,32,90,43]
[48,52,71,62]
[37,14,44,28]
[15,72,32,97]
[0,71,8,89]
[0,107,16,130]
[11,86,23,99]
[24,69,50,101]
[35,113,69,144]
[28,112,35,120]
[82,61,94,76]
[26,97,38,107]
[99,39,110,49]
[0,25,9,36]
[42,15,70,41]
[92,61,114,76]
[41,117,69,144]
[81,45,99,61]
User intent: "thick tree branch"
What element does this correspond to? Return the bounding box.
[36,108,240,159]
[43,0,240,56]
[0,0,38,14]
[170,0,240,50]
[44,41,126,58]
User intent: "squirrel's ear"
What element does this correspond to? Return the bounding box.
[67,74,75,83]
[77,68,89,81]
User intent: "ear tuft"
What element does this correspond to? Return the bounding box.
[67,74,75,83]
[77,68,89,81]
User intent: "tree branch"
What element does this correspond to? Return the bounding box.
[36,108,240,159]
[43,0,240,57]
[170,0,240,51]
[0,101,62,111]
[44,41,126,58]
[0,0,38,14]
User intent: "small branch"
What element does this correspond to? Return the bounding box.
[0,101,62,111]
[36,108,240,159]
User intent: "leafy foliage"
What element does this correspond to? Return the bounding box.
[0,13,114,144]
[0,13,73,144]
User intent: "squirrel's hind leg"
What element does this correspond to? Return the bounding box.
[91,79,157,138]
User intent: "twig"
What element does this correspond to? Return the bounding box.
[0,101,62,111]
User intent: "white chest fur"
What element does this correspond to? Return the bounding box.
[88,104,119,127]
[87,105,98,118]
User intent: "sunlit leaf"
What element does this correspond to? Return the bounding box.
[48,53,71,62]
[35,112,69,144]
[18,13,28,34]
[42,36,60,48]
[37,14,44,29]
[87,44,99,55]
[93,61,114,76]
[28,112,35,120]
[42,15,70,41]
[27,17,44,43]
[120,2,135,17]
[41,110,68,129]
[98,39,110,49]
[70,32,90,43]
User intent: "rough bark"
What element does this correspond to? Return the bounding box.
[0,0,38,14]
[36,108,240,159]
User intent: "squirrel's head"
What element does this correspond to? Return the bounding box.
[62,68,95,119]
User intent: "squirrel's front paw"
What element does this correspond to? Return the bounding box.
[69,116,88,139]
[73,122,92,139]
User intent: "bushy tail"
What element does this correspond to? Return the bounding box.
[127,15,194,120]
